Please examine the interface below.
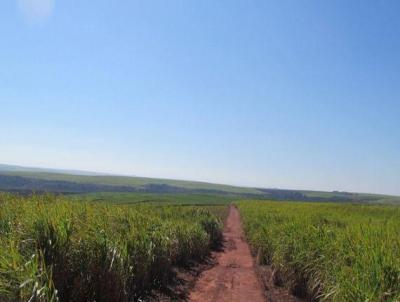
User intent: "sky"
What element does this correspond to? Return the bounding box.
[1,1,399,195]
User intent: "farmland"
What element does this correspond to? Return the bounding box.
[1,164,400,204]
[239,201,400,301]
[2,166,400,302]
[67,192,237,205]
[2,190,400,301]
[0,193,225,302]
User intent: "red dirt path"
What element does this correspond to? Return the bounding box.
[189,205,265,302]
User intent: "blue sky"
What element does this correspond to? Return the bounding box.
[1,1,399,195]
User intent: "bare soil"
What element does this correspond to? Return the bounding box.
[189,205,265,302]
[147,259,216,301]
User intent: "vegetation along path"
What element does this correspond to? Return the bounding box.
[189,205,265,302]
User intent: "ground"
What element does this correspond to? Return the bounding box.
[189,205,264,301]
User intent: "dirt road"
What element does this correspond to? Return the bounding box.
[189,205,265,302]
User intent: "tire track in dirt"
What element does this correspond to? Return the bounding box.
[189,205,265,302]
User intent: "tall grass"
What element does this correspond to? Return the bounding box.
[238,201,400,301]
[0,193,223,301]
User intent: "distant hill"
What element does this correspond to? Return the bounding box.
[0,164,262,195]
[0,163,107,176]
[0,164,399,204]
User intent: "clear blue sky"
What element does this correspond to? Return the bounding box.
[1,1,399,195]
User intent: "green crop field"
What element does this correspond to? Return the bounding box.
[238,201,400,301]
[0,193,225,302]
[67,192,238,205]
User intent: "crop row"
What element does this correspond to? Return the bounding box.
[238,201,400,301]
[0,194,223,301]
